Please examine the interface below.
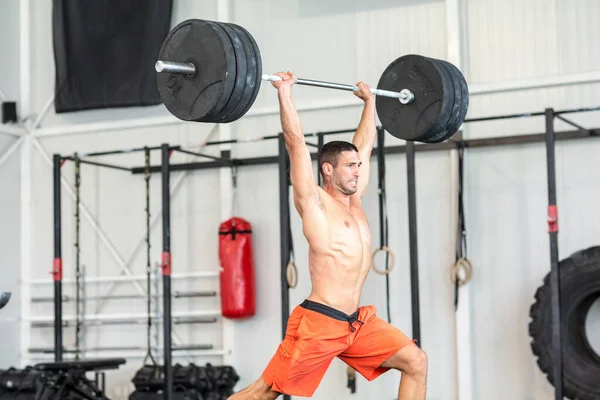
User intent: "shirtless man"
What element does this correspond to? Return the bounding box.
[228,72,428,400]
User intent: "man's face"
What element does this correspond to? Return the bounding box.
[331,151,361,195]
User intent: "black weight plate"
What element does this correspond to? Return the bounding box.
[200,21,238,121]
[218,23,256,123]
[223,23,262,123]
[428,60,468,143]
[423,59,460,143]
[420,57,454,143]
[376,55,450,142]
[440,60,464,141]
[156,19,237,122]
[435,60,467,142]
[204,22,247,123]
[445,62,469,140]
[422,58,457,143]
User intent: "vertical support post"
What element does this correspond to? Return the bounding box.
[161,144,173,400]
[73,154,82,360]
[452,135,473,399]
[405,141,421,346]
[376,127,391,323]
[153,262,162,361]
[220,150,236,366]
[52,154,63,362]
[216,0,236,369]
[377,128,386,249]
[20,135,33,368]
[445,0,473,395]
[278,133,291,400]
[317,133,324,186]
[544,108,563,400]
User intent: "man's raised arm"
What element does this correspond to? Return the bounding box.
[352,82,377,198]
[273,72,318,216]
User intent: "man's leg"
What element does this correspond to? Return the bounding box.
[380,342,428,400]
[229,303,344,399]
[338,306,427,400]
[227,377,280,400]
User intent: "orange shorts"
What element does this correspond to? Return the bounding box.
[261,299,415,397]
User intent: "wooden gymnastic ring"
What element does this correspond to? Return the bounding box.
[286,261,298,289]
[450,257,473,286]
[371,246,395,275]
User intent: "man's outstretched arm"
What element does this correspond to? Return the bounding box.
[352,82,377,198]
[274,72,318,216]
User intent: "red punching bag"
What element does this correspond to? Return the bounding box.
[218,217,256,319]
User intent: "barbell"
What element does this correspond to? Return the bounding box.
[155,19,469,143]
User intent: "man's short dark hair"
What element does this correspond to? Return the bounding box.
[318,140,358,179]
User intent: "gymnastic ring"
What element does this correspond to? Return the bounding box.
[450,257,473,286]
[286,261,298,289]
[371,246,395,275]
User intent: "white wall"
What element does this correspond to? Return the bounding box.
[1,0,599,400]
[465,0,600,140]
[0,0,20,103]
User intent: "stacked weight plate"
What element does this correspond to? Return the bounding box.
[376,54,469,143]
[156,19,262,123]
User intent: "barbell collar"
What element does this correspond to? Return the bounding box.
[398,89,414,105]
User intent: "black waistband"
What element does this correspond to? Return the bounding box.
[299,299,359,321]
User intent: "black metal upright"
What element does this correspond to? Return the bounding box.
[377,128,386,251]
[405,141,421,346]
[277,133,291,400]
[317,133,324,186]
[161,144,173,400]
[52,154,63,362]
[544,108,563,400]
[376,128,391,323]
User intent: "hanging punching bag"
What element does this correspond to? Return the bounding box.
[218,217,256,319]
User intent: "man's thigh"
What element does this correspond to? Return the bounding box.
[262,306,348,397]
[338,307,415,381]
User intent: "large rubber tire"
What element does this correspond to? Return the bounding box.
[528,246,600,400]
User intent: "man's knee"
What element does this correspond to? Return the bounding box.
[383,344,428,377]
[407,347,428,377]
[227,377,281,400]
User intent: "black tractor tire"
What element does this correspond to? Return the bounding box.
[529,246,600,400]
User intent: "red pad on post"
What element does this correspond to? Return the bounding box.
[161,252,172,276]
[548,205,559,233]
[218,217,256,319]
[52,258,63,281]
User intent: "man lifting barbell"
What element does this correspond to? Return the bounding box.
[227,72,427,400]
[153,18,470,399]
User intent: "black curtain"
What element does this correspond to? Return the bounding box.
[52,0,173,113]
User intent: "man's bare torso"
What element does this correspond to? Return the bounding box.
[301,186,372,315]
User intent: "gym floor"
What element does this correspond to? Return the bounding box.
[1,1,600,400]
